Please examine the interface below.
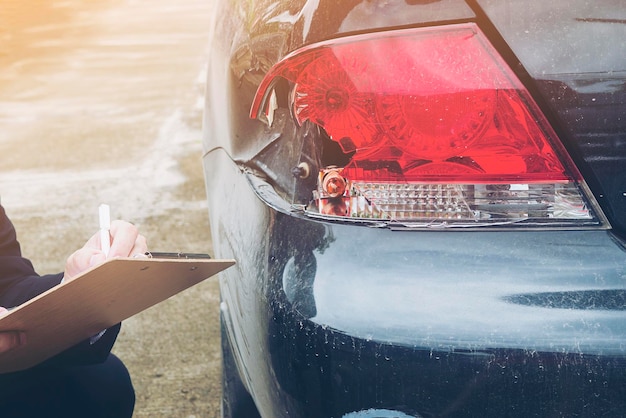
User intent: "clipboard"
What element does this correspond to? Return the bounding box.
[0,256,235,373]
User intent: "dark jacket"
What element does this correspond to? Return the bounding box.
[0,204,119,369]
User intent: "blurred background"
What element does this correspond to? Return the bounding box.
[0,0,221,416]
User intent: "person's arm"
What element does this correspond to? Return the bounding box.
[0,204,147,364]
[0,205,62,307]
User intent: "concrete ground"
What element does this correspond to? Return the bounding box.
[0,1,221,416]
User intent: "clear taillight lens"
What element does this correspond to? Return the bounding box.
[251,23,604,227]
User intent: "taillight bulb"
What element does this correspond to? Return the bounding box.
[320,167,347,198]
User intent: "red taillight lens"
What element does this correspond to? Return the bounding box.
[251,24,603,226]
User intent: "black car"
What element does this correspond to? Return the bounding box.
[201,1,626,417]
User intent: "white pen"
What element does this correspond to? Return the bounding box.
[99,204,111,257]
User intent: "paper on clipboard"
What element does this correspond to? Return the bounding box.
[0,256,234,373]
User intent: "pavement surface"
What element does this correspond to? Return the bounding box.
[0,1,222,416]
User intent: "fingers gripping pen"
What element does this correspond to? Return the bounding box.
[99,204,111,257]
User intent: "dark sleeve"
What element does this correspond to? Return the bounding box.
[39,323,122,368]
[0,204,120,367]
[0,205,62,307]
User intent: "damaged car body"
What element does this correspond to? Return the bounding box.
[201,0,626,417]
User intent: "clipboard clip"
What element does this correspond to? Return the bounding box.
[144,251,212,260]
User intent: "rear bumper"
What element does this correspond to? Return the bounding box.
[268,222,626,417]
[270,305,626,417]
[301,227,626,356]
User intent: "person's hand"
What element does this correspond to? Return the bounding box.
[63,220,148,280]
[0,307,26,354]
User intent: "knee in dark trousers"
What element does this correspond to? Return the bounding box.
[0,354,135,418]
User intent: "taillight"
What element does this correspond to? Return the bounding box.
[251,23,605,228]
